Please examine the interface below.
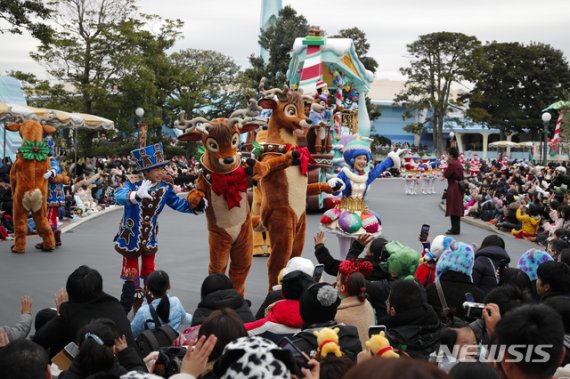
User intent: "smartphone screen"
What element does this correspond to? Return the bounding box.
[420,224,430,242]
[313,264,324,282]
[278,337,310,375]
[368,325,387,338]
[64,342,79,358]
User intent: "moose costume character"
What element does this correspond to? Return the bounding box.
[6,119,58,253]
[41,140,70,249]
[247,79,341,288]
[114,142,204,283]
[174,105,259,296]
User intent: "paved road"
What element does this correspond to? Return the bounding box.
[0,178,535,327]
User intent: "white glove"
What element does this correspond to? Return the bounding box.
[43,169,56,180]
[396,148,408,156]
[136,180,153,201]
[327,177,345,192]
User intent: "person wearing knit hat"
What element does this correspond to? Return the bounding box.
[425,240,485,320]
[517,249,554,282]
[320,135,406,259]
[292,283,362,361]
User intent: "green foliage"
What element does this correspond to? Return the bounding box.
[244,5,309,89]
[403,122,427,136]
[395,32,481,152]
[366,96,381,122]
[0,0,53,44]
[168,49,246,120]
[466,42,570,139]
[332,27,378,73]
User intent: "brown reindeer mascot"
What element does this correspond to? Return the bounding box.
[175,105,258,296]
[6,119,58,254]
[247,79,342,287]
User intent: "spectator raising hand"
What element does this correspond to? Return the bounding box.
[179,335,218,378]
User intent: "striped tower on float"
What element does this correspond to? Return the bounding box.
[298,28,325,96]
[544,100,570,155]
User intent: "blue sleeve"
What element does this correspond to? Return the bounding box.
[130,306,149,338]
[367,156,394,185]
[335,171,349,196]
[164,185,192,213]
[115,182,135,206]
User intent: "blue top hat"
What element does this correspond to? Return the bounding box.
[130,143,170,172]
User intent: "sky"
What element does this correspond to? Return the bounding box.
[0,0,569,81]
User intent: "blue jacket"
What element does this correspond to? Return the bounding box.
[131,295,193,338]
[114,179,193,257]
[336,156,394,197]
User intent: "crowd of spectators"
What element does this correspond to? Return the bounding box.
[0,223,569,379]
[457,159,570,246]
[0,154,198,240]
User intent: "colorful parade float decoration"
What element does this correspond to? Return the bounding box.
[284,27,374,210]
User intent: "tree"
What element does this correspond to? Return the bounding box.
[467,42,570,139]
[244,5,309,88]
[167,49,246,120]
[332,27,378,73]
[395,32,481,152]
[0,0,53,44]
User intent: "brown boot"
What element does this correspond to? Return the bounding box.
[35,243,55,252]
[54,230,62,247]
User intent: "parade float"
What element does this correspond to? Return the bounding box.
[284,27,375,210]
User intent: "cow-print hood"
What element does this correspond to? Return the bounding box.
[214,336,297,379]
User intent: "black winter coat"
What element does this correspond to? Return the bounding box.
[33,292,142,364]
[380,304,442,360]
[191,288,254,326]
[255,289,283,320]
[314,240,389,281]
[472,245,510,294]
[426,271,485,320]
[58,346,145,379]
[291,321,362,361]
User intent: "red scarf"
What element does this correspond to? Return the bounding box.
[318,339,338,352]
[376,346,394,357]
[286,144,316,176]
[211,167,249,210]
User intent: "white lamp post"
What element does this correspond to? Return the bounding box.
[541,112,552,165]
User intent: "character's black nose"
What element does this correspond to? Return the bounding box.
[305,118,312,124]
[224,157,235,164]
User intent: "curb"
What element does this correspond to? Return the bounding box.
[438,203,513,238]
[61,206,122,234]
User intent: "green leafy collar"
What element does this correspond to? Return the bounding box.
[19,140,50,161]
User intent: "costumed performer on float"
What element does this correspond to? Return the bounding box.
[114,142,206,287]
[39,139,70,249]
[321,137,404,259]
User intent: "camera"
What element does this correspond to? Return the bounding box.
[463,301,485,318]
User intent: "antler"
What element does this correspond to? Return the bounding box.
[259,77,284,98]
[174,111,211,133]
[228,98,264,129]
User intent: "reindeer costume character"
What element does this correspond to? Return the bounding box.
[174,103,259,296]
[6,119,58,253]
[114,142,205,284]
[247,79,342,288]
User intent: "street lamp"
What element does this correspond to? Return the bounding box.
[542,112,552,165]
[135,108,147,147]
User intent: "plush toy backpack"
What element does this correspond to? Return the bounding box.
[366,331,399,359]
[313,327,342,358]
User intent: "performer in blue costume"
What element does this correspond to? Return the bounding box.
[39,140,70,250]
[114,143,206,283]
[321,137,404,258]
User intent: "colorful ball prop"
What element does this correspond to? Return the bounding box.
[338,212,362,234]
[321,208,341,225]
[361,212,380,233]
